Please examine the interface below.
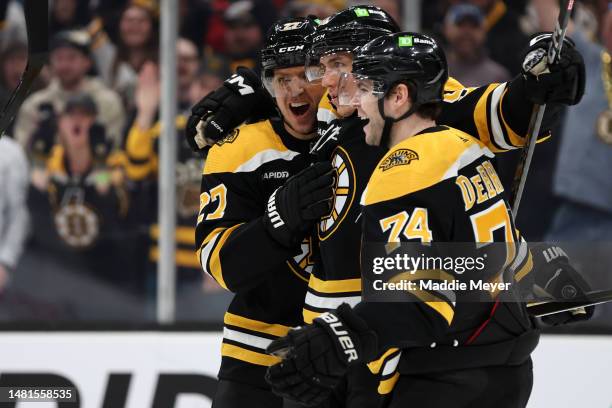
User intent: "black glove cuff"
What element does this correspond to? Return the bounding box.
[314,304,378,365]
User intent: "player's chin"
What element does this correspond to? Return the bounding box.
[285,106,317,134]
[363,122,379,146]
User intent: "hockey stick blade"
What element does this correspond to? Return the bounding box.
[0,0,48,138]
[526,288,612,317]
[510,0,574,217]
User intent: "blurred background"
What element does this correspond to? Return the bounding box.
[0,0,611,405]
[2,0,612,330]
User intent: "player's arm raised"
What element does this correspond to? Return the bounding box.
[440,33,585,152]
[186,67,277,153]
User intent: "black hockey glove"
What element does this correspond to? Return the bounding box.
[521,32,585,106]
[265,304,378,407]
[263,162,335,248]
[531,243,594,326]
[185,67,276,153]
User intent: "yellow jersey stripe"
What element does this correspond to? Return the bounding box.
[308,274,362,294]
[150,225,195,245]
[499,87,526,147]
[149,247,199,269]
[302,308,321,324]
[224,312,292,337]
[515,250,533,282]
[474,84,499,151]
[221,343,280,366]
[424,300,455,325]
[208,224,243,290]
[204,121,293,174]
[367,347,400,375]
[377,372,400,395]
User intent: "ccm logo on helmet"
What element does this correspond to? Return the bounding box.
[278,45,305,53]
[318,313,359,362]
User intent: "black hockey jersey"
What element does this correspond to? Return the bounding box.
[303,76,543,323]
[355,126,534,394]
[196,118,315,387]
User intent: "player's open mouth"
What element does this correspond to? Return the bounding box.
[289,102,310,116]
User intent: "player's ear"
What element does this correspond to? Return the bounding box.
[388,82,411,115]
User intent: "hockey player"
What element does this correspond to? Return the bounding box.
[187,6,586,404]
[265,32,540,408]
[195,17,335,407]
[187,6,585,329]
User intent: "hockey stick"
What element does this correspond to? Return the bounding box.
[0,0,48,138]
[527,288,612,317]
[510,0,575,218]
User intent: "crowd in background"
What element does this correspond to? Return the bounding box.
[0,0,611,326]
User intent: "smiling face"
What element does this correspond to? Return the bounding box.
[272,66,324,139]
[120,6,154,49]
[357,90,385,146]
[318,52,355,117]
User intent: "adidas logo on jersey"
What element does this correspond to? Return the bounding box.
[318,313,359,362]
[267,189,285,228]
[263,171,290,180]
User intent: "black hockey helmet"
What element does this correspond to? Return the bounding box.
[260,16,319,96]
[305,5,399,82]
[351,32,448,107]
[339,32,448,145]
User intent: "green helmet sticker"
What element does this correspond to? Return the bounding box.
[399,36,414,47]
[314,18,321,25]
[354,8,370,17]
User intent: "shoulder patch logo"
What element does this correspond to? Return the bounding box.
[215,128,240,146]
[379,149,419,171]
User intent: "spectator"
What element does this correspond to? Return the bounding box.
[49,0,92,37]
[0,42,39,131]
[0,135,29,294]
[443,3,510,86]
[283,0,341,18]
[123,38,229,318]
[25,93,140,291]
[14,30,125,151]
[547,9,612,242]
[179,0,213,49]
[468,0,530,75]
[0,42,27,105]
[221,0,268,73]
[0,1,26,51]
[189,53,231,104]
[90,0,159,107]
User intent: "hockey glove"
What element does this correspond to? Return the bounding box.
[531,243,594,326]
[185,67,277,152]
[263,162,335,248]
[265,304,378,407]
[521,32,585,106]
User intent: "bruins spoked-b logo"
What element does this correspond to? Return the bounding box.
[287,236,315,281]
[54,203,100,248]
[379,149,419,171]
[318,146,355,240]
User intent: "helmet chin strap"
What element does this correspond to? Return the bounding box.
[377,96,418,149]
